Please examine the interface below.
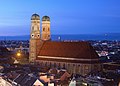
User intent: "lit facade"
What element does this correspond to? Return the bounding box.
[29,14,102,76]
[41,16,51,41]
[29,14,41,62]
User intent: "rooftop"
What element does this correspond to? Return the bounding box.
[37,41,99,63]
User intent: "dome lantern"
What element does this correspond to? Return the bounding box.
[42,16,50,21]
[31,13,40,20]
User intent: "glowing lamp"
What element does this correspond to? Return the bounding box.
[17,52,21,57]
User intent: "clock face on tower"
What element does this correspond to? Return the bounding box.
[31,34,34,38]
[37,34,40,38]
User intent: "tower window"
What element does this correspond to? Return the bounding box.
[32,26,34,30]
[48,28,49,31]
[43,28,45,31]
[37,26,39,30]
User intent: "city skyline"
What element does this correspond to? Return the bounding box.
[0,0,120,36]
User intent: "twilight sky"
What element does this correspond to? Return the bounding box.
[0,0,120,36]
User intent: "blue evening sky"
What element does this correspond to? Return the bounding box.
[0,0,120,36]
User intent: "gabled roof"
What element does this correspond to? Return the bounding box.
[33,79,44,86]
[37,41,99,63]
[14,73,47,86]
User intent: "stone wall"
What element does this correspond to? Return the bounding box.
[36,60,101,76]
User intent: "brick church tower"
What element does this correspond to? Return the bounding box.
[29,14,41,63]
[41,16,51,41]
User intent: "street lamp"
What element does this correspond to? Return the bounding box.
[15,52,22,64]
[16,52,21,57]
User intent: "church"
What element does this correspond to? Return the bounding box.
[29,14,101,76]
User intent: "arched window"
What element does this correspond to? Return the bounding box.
[63,64,65,69]
[50,62,51,67]
[48,28,49,31]
[43,28,45,31]
[54,63,56,67]
[45,62,47,66]
[58,63,60,69]
[37,26,39,30]
[48,35,50,38]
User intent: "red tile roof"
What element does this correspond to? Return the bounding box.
[37,41,99,60]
